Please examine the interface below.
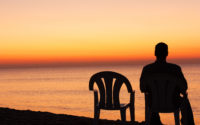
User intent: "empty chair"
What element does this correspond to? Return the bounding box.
[89,71,135,124]
[144,73,182,125]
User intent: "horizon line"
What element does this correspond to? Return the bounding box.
[0,58,200,69]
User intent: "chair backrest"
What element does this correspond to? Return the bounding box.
[89,71,132,109]
[145,73,181,113]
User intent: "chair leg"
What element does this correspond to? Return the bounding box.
[94,107,100,125]
[145,107,150,125]
[130,91,135,122]
[144,94,151,125]
[145,94,149,121]
[120,108,126,122]
[129,105,135,122]
[174,110,180,125]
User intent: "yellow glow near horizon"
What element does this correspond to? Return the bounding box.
[0,0,200,64]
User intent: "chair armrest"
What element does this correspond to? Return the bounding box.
[94,90,99,106]
[183,91,188,98]
[144,93,149,106]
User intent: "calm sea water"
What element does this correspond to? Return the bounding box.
[0,63,199,124]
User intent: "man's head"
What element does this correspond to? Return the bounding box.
[155,42,168,60]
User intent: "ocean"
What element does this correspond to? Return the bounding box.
[0,63,199,124]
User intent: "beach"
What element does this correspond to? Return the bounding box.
[0,107,144,125]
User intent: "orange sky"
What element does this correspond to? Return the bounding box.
[0,0,200,65]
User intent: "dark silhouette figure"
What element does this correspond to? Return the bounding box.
[89,71,135,125]
[140,42,195,125]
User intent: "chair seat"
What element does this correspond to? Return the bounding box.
[99,103,130,110]
[151,107,179,113]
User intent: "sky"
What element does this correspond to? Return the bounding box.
[0,0,200,65]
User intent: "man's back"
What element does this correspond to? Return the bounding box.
[140,61,187,94]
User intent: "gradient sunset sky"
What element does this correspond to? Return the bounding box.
[0,0,200,65]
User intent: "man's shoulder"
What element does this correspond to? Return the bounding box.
[166,62,181,70]
[143,63,155,69]
[142,62,181,70]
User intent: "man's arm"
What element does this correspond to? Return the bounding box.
[140,67,147,93]
[177,66,188,95]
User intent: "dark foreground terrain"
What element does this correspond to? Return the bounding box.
[0,107,144,125]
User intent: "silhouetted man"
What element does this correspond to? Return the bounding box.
[140,42,195,125]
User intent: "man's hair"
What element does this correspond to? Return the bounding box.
[155,42,168,58]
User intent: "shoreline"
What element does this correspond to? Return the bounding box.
[0,107,144,125]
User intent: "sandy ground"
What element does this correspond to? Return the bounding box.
[0,107,145,125]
